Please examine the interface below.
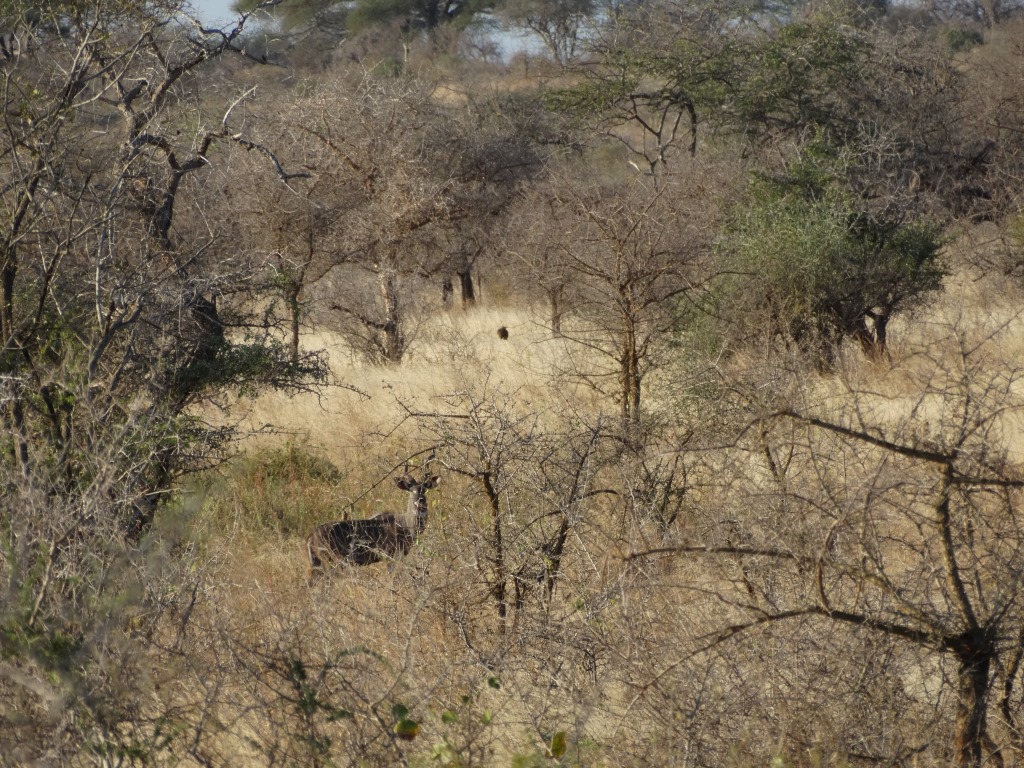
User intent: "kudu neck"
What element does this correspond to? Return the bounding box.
[402,489,429,533]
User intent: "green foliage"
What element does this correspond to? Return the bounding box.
[0,493,200,764]
[510,730,575,767]
[1009,213,1024,247]
[193,336,328,398]
[393,702,421,741]
[546,730,568,759]
[550,9,975,223]
[0,2,1016,766]
[0,0,330,565]
[423,677,503,767]
[551,17,875,147]
[940,25,984,53]
[998,213,1024,278]
[725,20,870,133]
[544,65,635,117]
[260,444,345,485]
[268,647,403,764]
[721,141,945,365]
[371,55,406,77]
[348,0,416,31]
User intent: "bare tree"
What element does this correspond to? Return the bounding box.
[926,0,1020,26]
[506,188,578,335]
[502,0,597,67]
[402,382,613,634]
[627,322,1024,767]
[0,1,326,761]
[517,170,715,426]
[279,76,540,364]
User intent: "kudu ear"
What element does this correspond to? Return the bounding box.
[395,473,440,490]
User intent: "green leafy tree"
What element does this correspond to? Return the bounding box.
[549,12,876,170]
[553,8,999,218]
[721,142,945,367]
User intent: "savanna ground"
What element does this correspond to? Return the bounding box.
[172,224,1024,767]
[3,2,1024,766]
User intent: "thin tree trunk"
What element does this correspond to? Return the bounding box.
[458,269,475,307]
[938,456,991,768]
[441,276,454,309]
[543,514,571,600]
[1,254,14,346]
[954,639,992,768]
[286,282,300,365]
[1,247,30,475]
[620,326,641,423]
[1000,629,1024,752]
[379,261,405,364]
[480,470,508,631]
[548,284,563,335]
[873,312,889,358]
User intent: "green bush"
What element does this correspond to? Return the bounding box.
[721,141,945,368]
[941,25,984,53]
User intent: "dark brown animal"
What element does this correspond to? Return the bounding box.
[497,326,509,340]
[306,474,440,583]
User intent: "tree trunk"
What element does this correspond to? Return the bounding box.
[286,282,301,365]
[543,514,571,600]
[548,284,563,335]
[0,250,27,474]
[480,470,509,631]
[620,326,641,423]
[379,262,405,364]
[999,629,1024,753]
[458,269,475,307]
[953,633,993,768]
[873,312,889,357]
[1,253,14,347]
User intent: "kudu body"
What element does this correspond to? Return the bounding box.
[307,474,440,583]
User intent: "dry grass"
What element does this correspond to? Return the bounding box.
[185,305,634,763]
[181,240,1024,765]
[806,259,1024,462]
[228,304,604,458]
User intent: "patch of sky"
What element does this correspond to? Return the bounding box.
[189,0,240,25]
[187,0,549,62]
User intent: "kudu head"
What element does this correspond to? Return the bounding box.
[395,473,440,533]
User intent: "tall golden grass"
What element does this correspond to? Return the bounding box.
[186,241,1024,765]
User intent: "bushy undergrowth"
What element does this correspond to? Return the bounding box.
[199,443,349,536]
